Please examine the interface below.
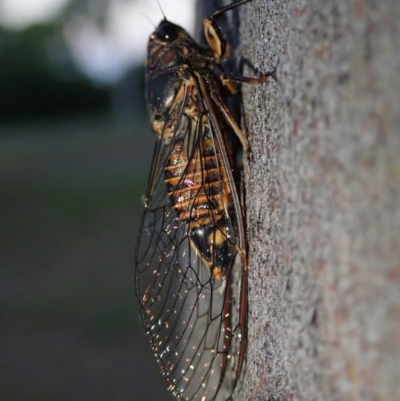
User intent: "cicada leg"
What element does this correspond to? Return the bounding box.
[203,0,254,62]
[221,69,277,86]
[210,90,250,154]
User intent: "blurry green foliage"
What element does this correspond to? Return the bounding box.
[0,22,110,122]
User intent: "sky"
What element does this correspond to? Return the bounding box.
[0,0,69,27]
[0,0,196,82]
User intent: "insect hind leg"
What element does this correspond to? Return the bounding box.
[210,90,250,155]
[215,65,277,156]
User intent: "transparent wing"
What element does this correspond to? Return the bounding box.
[135,80,243,401]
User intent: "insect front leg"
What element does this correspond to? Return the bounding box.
[203,0,254,63]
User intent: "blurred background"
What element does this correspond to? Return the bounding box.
[0,0,195,400]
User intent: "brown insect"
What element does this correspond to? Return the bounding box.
[135,1,273,399]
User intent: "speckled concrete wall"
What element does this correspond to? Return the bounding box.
[200,0,400,400]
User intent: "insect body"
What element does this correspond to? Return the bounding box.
[135,1,269,400]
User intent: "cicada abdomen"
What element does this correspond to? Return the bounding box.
[165,113,237,278]
[135,1,270,400]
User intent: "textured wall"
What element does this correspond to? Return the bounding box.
[200,0,400,400]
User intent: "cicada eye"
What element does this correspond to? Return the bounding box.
[155,21,179,42]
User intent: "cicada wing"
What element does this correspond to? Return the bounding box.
[135,82,244,401]
[136,206,240,400]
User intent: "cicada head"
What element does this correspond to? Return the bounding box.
[147,21,185,69]
[146,20,212,73]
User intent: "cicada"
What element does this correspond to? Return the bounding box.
[135,1,271,400]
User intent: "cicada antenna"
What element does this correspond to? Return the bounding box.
[141,13,156,28]
[156,0,167,20]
